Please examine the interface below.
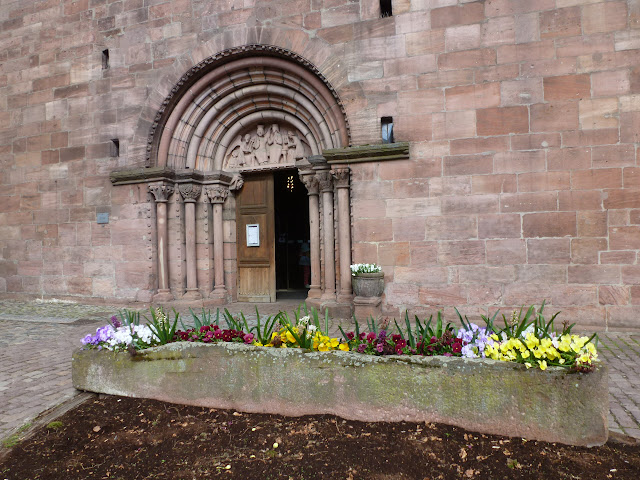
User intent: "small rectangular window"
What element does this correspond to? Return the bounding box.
[110,139,119,157]
[102,49,110,70]
[380,0,393,18]
[381,117,394,144]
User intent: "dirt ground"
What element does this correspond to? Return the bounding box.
[1,395,639,480]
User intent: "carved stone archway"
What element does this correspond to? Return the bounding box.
[113,45,353,308]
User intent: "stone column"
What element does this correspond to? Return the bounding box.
[149,183,175,302]
[316,168,336,301]
[205,185,229,300]
[299,170,322,299]
[178,183,202,300]
[333,167,353,303]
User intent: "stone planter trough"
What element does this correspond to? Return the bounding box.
[72,342,609,447]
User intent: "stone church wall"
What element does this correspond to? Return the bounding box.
[0,0,639,328]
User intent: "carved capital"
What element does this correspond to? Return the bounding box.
[205,185,229,204]
[332,167,350,188]
[316,170,334,193]
[178,183,202,202]
[229,173,244,191]
[148,184,174,203]
[299,172,319,195]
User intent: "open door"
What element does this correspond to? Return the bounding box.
[236,173,276,302]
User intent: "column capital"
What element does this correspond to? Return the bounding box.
[205,185,229,204]
[299,171,319,195]
[332,167,350,189]
[148,183,174,203]
[316,170,334,193]
[178,183,202,203]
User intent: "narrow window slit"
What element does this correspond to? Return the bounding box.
[381,117,394,144]
[380,0,393,18]
[102,49,110,70]
[110,139,119,157]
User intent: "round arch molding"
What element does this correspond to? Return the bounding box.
[147,45,351,173]
[132,45,355,307]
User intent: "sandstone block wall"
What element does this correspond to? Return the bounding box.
[1,1,639,328]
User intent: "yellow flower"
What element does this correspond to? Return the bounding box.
[317,343,329,352]
[330,338,339,349]
[521,349,530,359]
[339,343,349,351]
[254,341,263,347]
[539,360,547,371]
[285,331,296,344]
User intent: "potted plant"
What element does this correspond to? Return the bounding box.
[350,263,384,297]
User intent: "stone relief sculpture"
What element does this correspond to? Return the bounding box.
[266,124,284,163]
[223,124,309,170]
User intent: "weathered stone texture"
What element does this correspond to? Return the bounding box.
[0,0,638,328]
[72,343,610,447]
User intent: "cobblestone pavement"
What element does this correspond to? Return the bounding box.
[1,300,639,441]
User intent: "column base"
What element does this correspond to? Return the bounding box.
[152,290,174,303]
[353,296,382,323]
[183,289,203,300]
[337,292,353,304]
[306,285,322,299]
[305,299,353,320]
[321,290,336,302]
[210,286,228,301]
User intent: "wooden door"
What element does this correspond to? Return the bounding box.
[236,173,276,302]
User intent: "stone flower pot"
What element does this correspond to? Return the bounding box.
[352,272,384,297]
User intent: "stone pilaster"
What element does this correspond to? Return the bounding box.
[300,170,322,299]
[333,167,353,304]
[205,185,229,300]
[316,168,336,302]
[178,183,202,300]
[149,183,175,302]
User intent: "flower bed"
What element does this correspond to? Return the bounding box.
[72,303,609,446]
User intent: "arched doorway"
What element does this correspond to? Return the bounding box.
[140,46,352,305]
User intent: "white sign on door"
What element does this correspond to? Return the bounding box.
[246,224,260,247]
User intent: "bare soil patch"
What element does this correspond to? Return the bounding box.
[1,395,639,480]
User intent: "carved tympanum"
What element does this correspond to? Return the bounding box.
[223,124,309,170]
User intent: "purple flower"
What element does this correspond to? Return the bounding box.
[376,343,384,353]
[357,344,367,353]
[110,315,122,329]
[378,330,387,341]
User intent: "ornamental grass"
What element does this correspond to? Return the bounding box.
[80,301,598,373]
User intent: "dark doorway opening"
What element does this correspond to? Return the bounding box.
[274,170,310,300]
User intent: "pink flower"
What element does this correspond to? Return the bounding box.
[243,333,254,344]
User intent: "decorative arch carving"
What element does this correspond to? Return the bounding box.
[147,45,351,172]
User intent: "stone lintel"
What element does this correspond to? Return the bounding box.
[323,142,409,165]
[110,166,233,186]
